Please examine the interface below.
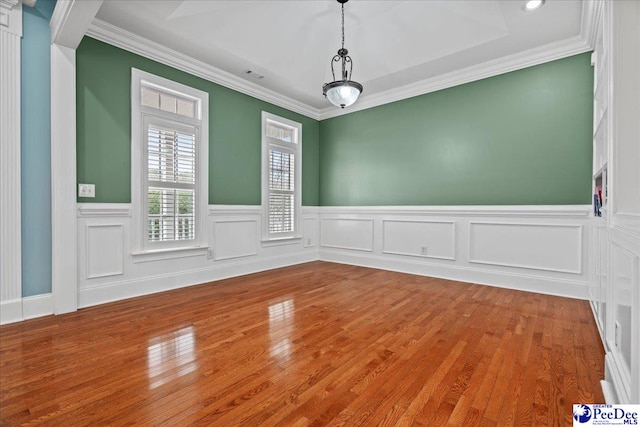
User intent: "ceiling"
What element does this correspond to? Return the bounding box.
[93,0,590,117]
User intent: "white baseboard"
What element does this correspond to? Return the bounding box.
[0,299,22,325]
[23,293,53,320]
[319,250,590,300]
[0,294,53,325]
[603,352,631,404]
[78,251,317,308]
[601,379,617,404]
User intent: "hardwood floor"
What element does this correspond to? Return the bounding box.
[0,261,604,426]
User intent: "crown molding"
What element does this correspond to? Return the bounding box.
[0,0,20,35]
[579,0,602,49]
[88,11,593,123]
[318,35,591,120]
[50,0,102,49]
[86,19,321,121]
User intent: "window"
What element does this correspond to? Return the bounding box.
[131,69,208,256]
[261,112,301,241]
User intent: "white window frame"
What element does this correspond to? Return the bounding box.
[261,111,302,242]
[131,68,209,260]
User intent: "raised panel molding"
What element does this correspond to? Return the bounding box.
[608,239,638,403]
[303,217,318,248]
[469,222,583,274]
[318,206,590,300]
[382,220,456,261]
[613,213,640,241]
[212,219,258,261]
[86,224,124,279]
[320,218,374,252]
[17,204,593,324]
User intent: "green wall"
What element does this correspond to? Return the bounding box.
[76,37,319,205]
[77,38,592,207]
[319,53,593,206]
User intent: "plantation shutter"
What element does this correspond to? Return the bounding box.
[266,121,297,237]
[146,122,197,242]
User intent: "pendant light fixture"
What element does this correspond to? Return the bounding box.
[322,0,363,109]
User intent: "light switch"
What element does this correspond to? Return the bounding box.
[79,183,95,198]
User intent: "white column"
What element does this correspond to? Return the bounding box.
[0,0,23,324]
[49,0,102,315]
[51,43,78,314]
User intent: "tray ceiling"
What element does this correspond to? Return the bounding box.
[95,0,586,113]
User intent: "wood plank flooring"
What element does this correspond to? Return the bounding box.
[0,261,604,426]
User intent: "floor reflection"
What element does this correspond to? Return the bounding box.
[147,326,198,389]
[268,299,295,362]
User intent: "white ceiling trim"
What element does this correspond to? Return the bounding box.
[319,35,591,120]
[579,0,602,49]
[87,1,597,123]
[86,19,321,120]
[51,0,103,49]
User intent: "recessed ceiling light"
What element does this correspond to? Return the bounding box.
[523,0,545,12]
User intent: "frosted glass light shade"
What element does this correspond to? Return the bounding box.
[323,80,363,108]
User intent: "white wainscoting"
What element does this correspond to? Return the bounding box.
[7,204,594,324]
[75,204,319,309]
[212,219,258,261]
[86,224,124,278]
[319,206,592,299]
[382,220,455,260]
[602,232,639,404]
[469,222,582,274]
[320,218,374,252]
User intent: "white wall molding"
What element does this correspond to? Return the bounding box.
[0,299,23,325]
[382,220,456,261]
[78,251,317,309]
[0,0,20,36]
[73,204,319,309]
[11,203,592,323]
[50,0,102,49]
[318,205,591,300]
[320,251,590,300]
[212,219,258,261]
[468,222,583,275]
[0,6,22,324]
[319,205,591,217]
[614,213,640,241]
[320,218,374,252]
[86,19,320,121]
[87,16,592,122]
[580,0,602,49]
[22,293,53,320]
[78,203,131,217]
[209,205,261,216]
[1,293,54,325]
[86,224,124,278]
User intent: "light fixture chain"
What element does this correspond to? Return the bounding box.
[341,3,345,50]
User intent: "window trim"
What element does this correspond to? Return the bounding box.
[261,111,302,242]
[131,68,209,257]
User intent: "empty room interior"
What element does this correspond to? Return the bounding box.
[1,0,639,425]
